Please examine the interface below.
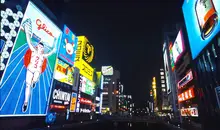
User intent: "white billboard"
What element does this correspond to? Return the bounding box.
[101,66,113,76]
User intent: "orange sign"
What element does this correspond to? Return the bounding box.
[178,86,195,102]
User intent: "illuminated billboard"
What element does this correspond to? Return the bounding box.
[80,75,95,96]
[178,86,195,102]
[74,36,94,81]
[182,0,220,59]
[101,66,113,76]
[178,70,193,89]
[172,29,185,64]
[0,1,27,79]
[77,59,94,81]
[54,59,75,86]
[58,25,78,66]
[50,80,71,110]
[0,1,62,116]
[70,92,77,112]
[181,107,198,117]
[74,36,94,64]
[169,43,175,71]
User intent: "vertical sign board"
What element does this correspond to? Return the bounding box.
[48,26,78,114]
[0,1,62,116]
[70,92,77,112]
[74,36,94,81]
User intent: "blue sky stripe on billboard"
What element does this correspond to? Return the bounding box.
[8,46,28,67]
[40,72,47,114]
[45,67,51,88]
[14,82,25,114]
[29,88,33,114]
[1,69,25,114]
[39,76,41,114]
[0,57,24,89]
[48,62,53,74]
[31,80,39,114]
[13,80,25,114]
[0,66,24,111]
[42,71,47,101]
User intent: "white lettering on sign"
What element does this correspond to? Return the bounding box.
[53,89,71,102]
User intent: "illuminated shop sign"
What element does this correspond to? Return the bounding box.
[181,107,198,117]
[70,92,77,112]
[80,98,92,105]
[79,75,95,95]
[178,70,193,89]
[50,80,71,110]
[52,89,71,105]
[178,87,195,102]
[80,108,91,113]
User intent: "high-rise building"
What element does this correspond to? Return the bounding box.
[101,69,120,114]
[158,69,169,112]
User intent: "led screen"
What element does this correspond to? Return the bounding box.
[54,58,75,86]
[58,25,78,66]
[80,75,95,96]
[182,0,220,59]
[0,1,62,116]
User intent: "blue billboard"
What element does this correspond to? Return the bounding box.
[182,0,220,59]
[58,25,78,66]
[0,1,62,116]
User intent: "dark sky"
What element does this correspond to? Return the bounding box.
[44,0,183,103]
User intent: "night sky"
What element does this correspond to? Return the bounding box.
[44,0,183,103]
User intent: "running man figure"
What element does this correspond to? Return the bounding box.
[22,18,56,112]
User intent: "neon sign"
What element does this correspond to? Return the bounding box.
[178,70,193,89]
[178,86,195,102]
[80,98,92,105]
[181,107,198,117]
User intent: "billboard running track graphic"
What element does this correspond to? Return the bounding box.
[0,1,62,116]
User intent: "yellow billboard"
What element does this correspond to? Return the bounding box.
[75,36,94,63]
[75,59,94,81]
[74,36,94,81]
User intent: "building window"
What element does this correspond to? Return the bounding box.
[160,72,164,75]
[161,76,164,79]
[162,88,166,92]
[161,80,165,83]
[162,84,165,88]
